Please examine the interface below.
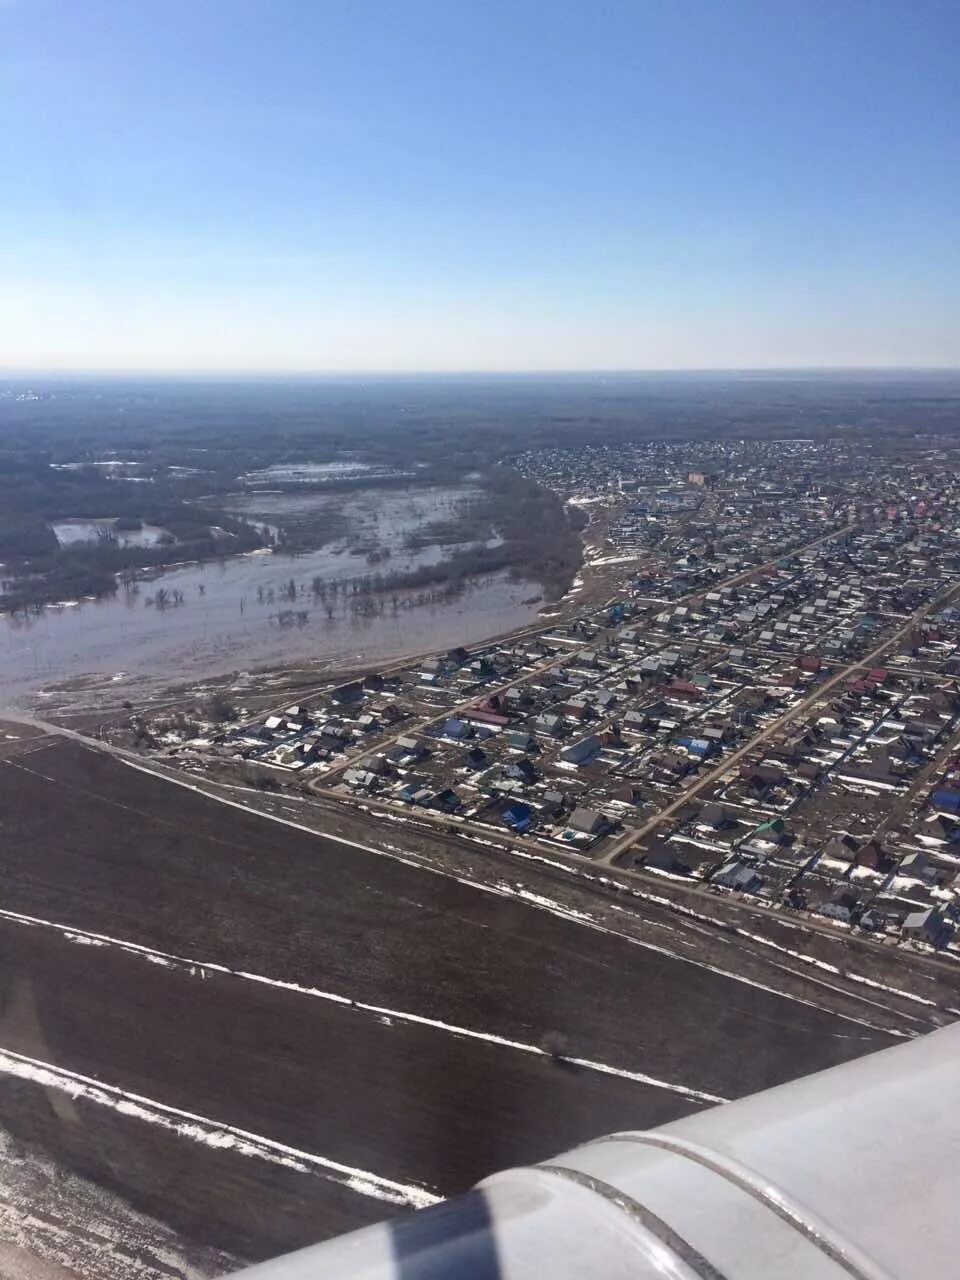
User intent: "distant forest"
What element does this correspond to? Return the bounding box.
[4,371,960,452]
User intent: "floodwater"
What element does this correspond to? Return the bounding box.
[53,520,170,549]
[0,558,539,708]
[241,461,413,485]
[219,483,490,547]
[0,485,536,708]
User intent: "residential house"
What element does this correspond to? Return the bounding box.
[503,760,538,785]
[559,735,602,768]
[533,713,569,739]
[502,802,535,833]
[902,907,949,945]
[612,783,644,806]
[539,790,567,820]
[330,681,364,707]
[441,717,470,740]
[643,842,692,875]
[699,802,735,830]
[822,834,859,863]
[568,807,610,837]
[387,735,427,765]
[711,860,764,892]
[899,851,937,884]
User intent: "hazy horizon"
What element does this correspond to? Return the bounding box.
[3,365,960,382]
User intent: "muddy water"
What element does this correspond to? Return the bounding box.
[0,487,538,707]
[0,561,539,708]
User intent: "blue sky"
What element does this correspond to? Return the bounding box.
[1,0,957,371]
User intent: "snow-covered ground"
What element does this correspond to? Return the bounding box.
[0,1128,236,1280]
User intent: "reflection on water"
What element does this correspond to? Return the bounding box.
[0,481,536,707]
[53,520,170,549]
[219,483,485,545]
[0,546,539,707]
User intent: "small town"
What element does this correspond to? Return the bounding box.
[133,436,960,959]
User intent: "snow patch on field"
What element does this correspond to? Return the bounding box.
[586,554,644,566]
[736,929,939,1008]
[240,972,725,1104]
[0,1047,439,1210]
[0,905,723,1104]
[0,1127,236,1280]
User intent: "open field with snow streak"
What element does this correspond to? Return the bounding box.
[0,737,899,1261]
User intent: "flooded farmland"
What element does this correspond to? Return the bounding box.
[52,519,170,548]
[0,484,539,708]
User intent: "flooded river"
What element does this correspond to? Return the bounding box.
[0,494,540,708]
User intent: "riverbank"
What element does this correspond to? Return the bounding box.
[0,465,597,716]
[3,493,635,731]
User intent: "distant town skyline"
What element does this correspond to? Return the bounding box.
[1,0,957,372]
